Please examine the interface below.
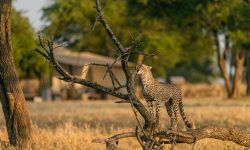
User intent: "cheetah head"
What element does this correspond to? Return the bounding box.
[136,64,152,75]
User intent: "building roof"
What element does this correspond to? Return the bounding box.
[54,46,129,67]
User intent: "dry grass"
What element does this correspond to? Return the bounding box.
[0,98,250,149]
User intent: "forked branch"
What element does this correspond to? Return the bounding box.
[35,35,129,100]
[95,0,126,53]
[36,0,173,149]
[94,0,153,127]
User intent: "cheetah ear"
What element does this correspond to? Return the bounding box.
[148,66,152,69]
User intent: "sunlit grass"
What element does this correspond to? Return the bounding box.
[0,98,249,149]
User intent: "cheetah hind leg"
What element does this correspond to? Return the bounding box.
[165,99,174,130]
[147,100,154,119]
[165,100,175,149]
[171,102,179,150]
[165,99,178,150]
[155,100,161,128]
[147,100,158,134]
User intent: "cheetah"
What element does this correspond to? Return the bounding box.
[137,64,192,148]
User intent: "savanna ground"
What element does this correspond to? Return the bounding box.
[0,98,250,150]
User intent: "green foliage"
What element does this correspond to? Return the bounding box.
[228,2,250,51]
[42,0,136,57]
[42,0,250,82]
[143,32,183,76]
[194,0,250,51]
[168,59,217,83]
[42,0,186,77]
[196,0,237,30]
[12,9,48,78]
[127,0,216,78]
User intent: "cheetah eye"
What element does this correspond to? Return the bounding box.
[136,64,142,71]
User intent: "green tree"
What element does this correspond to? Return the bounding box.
[127,0,215,78]
[43,0,250,89]
[128,0,250,98]
[12,9,48,79]
[43,0,216,79]
[197,0,249,98]
[42,0,137,57]
[228,2,250,96]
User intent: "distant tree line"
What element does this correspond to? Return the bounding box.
[12,9,49,79]
[13,0,250,98]
[42,0,250,98]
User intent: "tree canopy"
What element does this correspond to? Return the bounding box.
[42,0,136,57]
[12,9,48,78]
[42,0,250,83]
[42,0,217,80]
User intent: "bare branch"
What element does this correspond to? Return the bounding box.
[110,52,130,68]
[114,85,126,91]
[95,0,126,53]
[84,63,123,90]
[94,0,152,128]
[114,100,139,105]
[92,15,100,31]
[92,132,136,144]
[58,77,129,100]
[37,34,50,54]
[52,42,69,49]
[144,52,159,60]
[36,38,129,100]
[129,99,147,137]
[135,126,144,148]
[34,49,49,60]
[38,2,161,149]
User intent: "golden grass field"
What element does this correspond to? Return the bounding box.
[0,98,250,150]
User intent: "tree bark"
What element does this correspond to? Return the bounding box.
[246,53,250,96]
[213,31,231,98]
[0,0,32,147]
[230,51,245,98]
[158,127,250,147]
[94,126,250,147]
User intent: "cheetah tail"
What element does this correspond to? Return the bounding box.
[179,100,192,128]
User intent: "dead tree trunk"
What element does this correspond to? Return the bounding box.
[0,0,32,147]
[94,126,250,148]
[230,51,245,98]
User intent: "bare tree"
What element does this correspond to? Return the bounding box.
[36,0,250,149]
[0,0,32,147]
